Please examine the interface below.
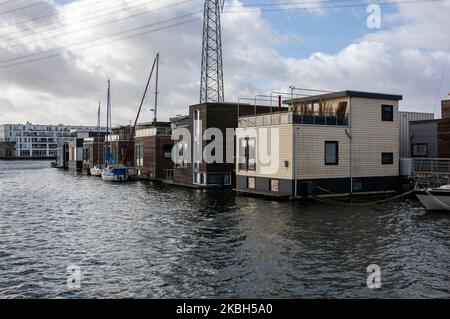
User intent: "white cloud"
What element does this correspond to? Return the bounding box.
[0,0,449,125]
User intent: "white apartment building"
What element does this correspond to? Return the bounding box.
[0,122,100,158]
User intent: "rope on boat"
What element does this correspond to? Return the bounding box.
[312,187,415,206]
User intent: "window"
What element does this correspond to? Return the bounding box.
[325,141,339,165]
[270,179,279,192]
[412,144,428,157]
[238,137,256,171]
[163,144,172,159]
[248,177,255,189]
[382,152,394,165]
[382,105,394,121]
[135,144,143,167]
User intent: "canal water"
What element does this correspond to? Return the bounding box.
[0,160,449,298]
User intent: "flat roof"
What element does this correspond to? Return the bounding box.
[284,90,403,104]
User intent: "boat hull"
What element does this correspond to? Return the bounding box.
[102,172,129,182]
[102,167,129,182]
[415,190,450,211]
[90,167,103,176]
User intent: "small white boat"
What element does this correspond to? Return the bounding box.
[415,185,450,211]
[90,166,103,176]
[127,167,137,177]
[102,167,129,182]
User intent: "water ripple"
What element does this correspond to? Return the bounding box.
[0,160,449,298]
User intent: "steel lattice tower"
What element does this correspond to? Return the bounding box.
[200,0,224,103]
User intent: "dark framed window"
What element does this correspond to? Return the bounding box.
[163,144,172,159]
[238,137,256,171]
[412,143,428,157]
[382,152,394,165]
[381,105,394,121]
[325,141,339,165]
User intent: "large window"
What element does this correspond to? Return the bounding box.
[135,144,143,167]
[238,137,256,171]
[382,105,394,121]
[382,152,394,165]
[412,144,428,157]
[325,141,339,165]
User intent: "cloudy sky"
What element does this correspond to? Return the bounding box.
[0,0,449,126]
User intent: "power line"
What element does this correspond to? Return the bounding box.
[0,11,203,67]
[1,0,198,51]
[0,0,146,30]
[0,1,47,15]
[0,0,443,69]
[0,0,25,6]
[0,17,202,70]
[225,0,440,13]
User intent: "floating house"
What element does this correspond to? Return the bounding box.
[0,141,16,159]
[235,90,403,198]
[168,115,192,186]
[56,138,70,168]
[82,132,108,171]
[134,122,173,180]
[399,111,435,158]
[106,125,134,166]
[409,99,450,158]
[167,102,277,188]
[68,128,106,173]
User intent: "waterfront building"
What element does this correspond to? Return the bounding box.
[0,141,16,159]
[168,102,276,188]
[168,115,192,186]
[67,128,106,173]
[82,131,108,171]
[399,111,434,158]
[0,123,100,159]
[134,122,173,180]
[409,99,450,158]
[235,90,403,197]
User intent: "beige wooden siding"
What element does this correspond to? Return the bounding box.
[294,126,350,179]
[236,125,293,179]
[350,97,400,177]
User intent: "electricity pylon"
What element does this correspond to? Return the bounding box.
[200,0,225,103]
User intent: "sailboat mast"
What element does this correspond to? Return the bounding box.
[97,101,101,166]
[106,80,111,164]
[154,53,159,125]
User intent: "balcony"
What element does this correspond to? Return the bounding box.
[239,111,349,128]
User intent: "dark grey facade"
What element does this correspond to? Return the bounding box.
[236,175,401,198]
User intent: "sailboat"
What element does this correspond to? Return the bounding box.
[90,101,103,176]
[102,80,129,182]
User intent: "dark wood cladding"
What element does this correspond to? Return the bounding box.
[135,135,173,180]
[0,141,15,159]
[177,102,279,187]
[83,142,105,167]
[442,99,450,120]
[438,118,450,158]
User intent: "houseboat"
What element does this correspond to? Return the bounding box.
[235,90,403,198]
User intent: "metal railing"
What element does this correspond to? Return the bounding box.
[164,169,174,181]
[239,111,349,128]
[413,158,450,174]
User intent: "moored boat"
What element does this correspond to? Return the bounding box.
[102,167,129,182]
[90,166,103,176]
[415,185,450,211]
